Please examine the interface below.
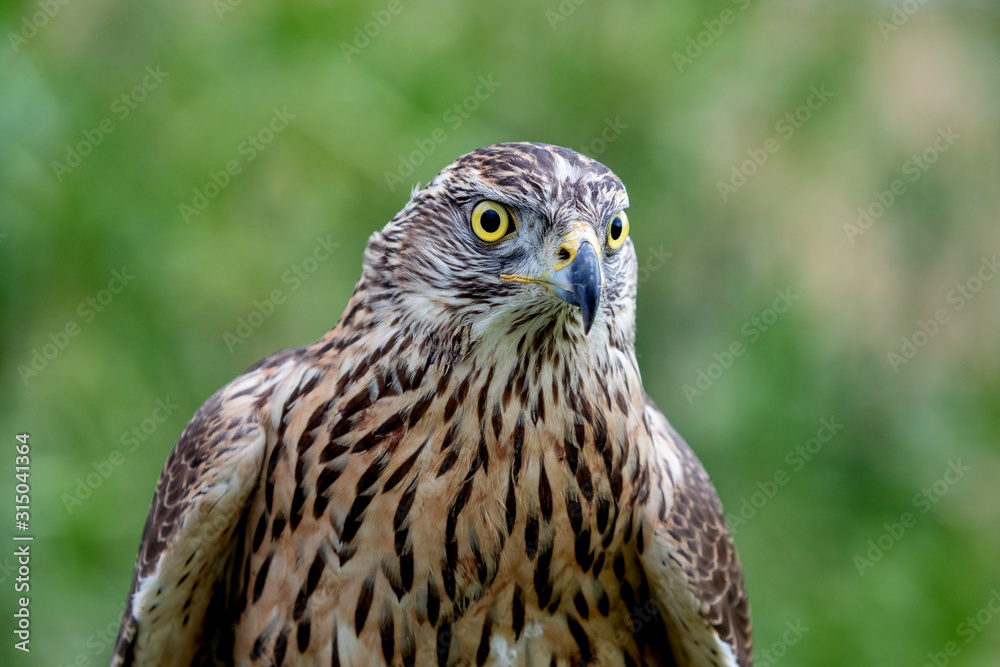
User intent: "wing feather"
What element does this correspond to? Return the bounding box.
[111,376,272,667]
[639,396,753,667]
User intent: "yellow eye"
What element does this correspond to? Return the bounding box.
[607,210,629,249]
[471,200,515,243]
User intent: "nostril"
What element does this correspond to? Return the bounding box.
[557,247,571,263]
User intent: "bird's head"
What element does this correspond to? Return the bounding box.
[361,142,637,355]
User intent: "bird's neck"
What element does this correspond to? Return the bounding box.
[313,297,649,470]
[319,285,643,408]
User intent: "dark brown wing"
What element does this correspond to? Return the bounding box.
[639,396,753,667]
[111,378,271,667]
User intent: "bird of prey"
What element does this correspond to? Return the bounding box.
[112,142,751,666]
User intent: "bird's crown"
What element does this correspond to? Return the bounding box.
[357,143,638,356]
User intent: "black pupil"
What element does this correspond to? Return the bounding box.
[481,209,502,234]
[610,216,623,239]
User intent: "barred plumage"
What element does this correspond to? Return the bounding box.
[113,142,751,666]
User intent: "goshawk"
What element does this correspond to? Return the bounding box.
[112,142,752,666]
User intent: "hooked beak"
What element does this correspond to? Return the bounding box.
[500,222,604,335]
[550,239,601,335]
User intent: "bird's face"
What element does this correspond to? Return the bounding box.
[368,143,638,352]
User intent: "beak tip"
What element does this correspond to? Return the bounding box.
[553,241,602,336]
[580,302,596,336]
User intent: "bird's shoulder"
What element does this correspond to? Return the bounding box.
[638,396,753,667]
[111,345,318,666]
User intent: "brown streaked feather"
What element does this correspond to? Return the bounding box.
[112,142,752,667]
[640,396,753,667]
[111,358,294,666]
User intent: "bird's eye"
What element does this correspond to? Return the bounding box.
[607,211,629,250]
[471,200,515,243]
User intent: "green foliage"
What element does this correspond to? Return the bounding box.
[2,1,998,664]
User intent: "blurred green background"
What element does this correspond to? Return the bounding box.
[2,0,999,665]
